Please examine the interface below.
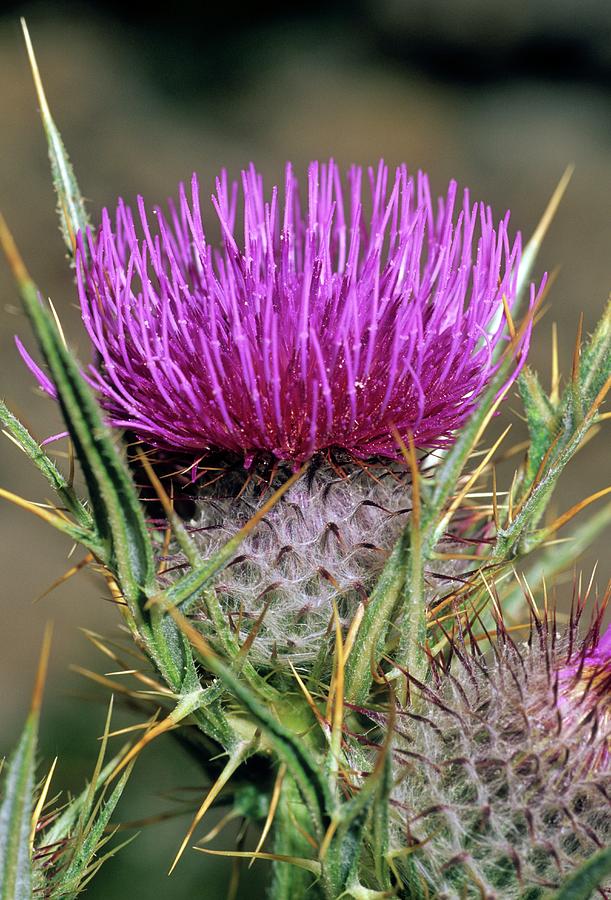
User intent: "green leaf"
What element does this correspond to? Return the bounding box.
[55,765,134,899]
[519,368,557,483]
[579,300,611,408]
[344,530,410,705]
[496,387,607,557]
[0,400,92,528]
[22,19,91,260]
[323,709,395,896]
[549,846,611,900]
[0,627,51,900]
[272,775,320,900]
[0,714,37,900]
[175,614,332,841]
[512,302,611,543]
[3,235,155,623]
[41,753,124,849]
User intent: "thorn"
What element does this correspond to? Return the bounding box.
[543,487,611,537]
[518,165,574,296]
[249,764,286,867]
[30,757,58,849]
[491,467,499,531]
[572,311,584,385]
[170,741,255,874]
[35,554,92,603]
[502,295,516,343]
[0,212,30,284]
[551,322,560,404]
[31,622,53,714]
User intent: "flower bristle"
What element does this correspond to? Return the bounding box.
[22,160,540,467]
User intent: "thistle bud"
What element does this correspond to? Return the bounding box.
[391,615,611,898]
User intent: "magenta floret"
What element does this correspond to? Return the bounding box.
[24,161,540,464]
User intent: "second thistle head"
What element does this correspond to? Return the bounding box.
[388,604,611,898]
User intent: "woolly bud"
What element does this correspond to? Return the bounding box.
[161,462,412,663]
[389,617,611,898]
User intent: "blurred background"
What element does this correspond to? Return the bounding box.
[0,1,610,896]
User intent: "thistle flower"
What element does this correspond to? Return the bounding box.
[389,609,611,898]
[22,160,535,467]
[16,161,538,667]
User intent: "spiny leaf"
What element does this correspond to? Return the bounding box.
[271,775,320,899]
[0,217,155,622]
[344,529,410,706]
[0,626,51,900]
[0,400,91,528]
[579,299,611,407]
[42,753,126,848]
[321,703,396,895]
[518,303,611,518]
[498,500,611,622]
[0,718,36,899]
[519,368,557,483]
[165,608,332,841]
[549,845,611,900]
[0,486,96,549]
[22,19,91,260]
[394,430,427,698]
[498,376,610,556]
[55,765,134,899]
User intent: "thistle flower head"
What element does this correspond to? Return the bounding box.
[30,160,536,467]
[389,607,611,898]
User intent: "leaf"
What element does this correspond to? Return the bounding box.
[519,368,557,483]
[271,774,320,899]
[0,400,91,528]
[0,485,97,549]
[549,846,611,900]
[0,626,52,900]
[22,19,91,260]
[0,218,155,624]
[578,299,611,408]
[41,754,125,849]
[0,716,36,900]
[167,608,332,843]
[394,431,427,697]
[344,530,410,705]
[497,375,610,556]
[55,765,134,899]
[514,303,611,537]
[321,703,396,896]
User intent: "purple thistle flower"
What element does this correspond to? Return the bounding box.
[22,161,539,465]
